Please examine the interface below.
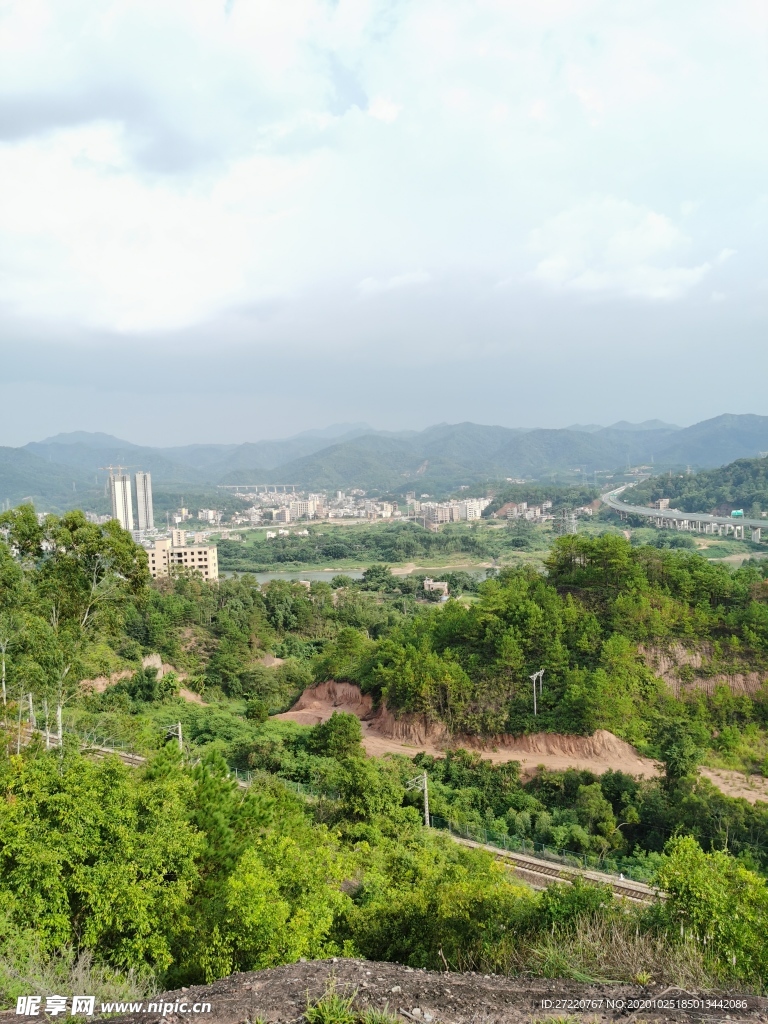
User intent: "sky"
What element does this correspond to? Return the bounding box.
[1,0,766,446]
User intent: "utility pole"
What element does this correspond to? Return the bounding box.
[406,771,430,828]
[177,721,183,753]
[529,669,544,715]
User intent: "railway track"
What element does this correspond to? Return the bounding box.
[451,835,661,903]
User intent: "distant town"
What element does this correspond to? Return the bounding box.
[91,469,602,583]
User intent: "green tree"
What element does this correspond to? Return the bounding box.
[361,565,397,592]
[656,836,768,981]
[307,712,363,760]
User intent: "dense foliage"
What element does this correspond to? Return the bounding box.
[315,536,768,752]
[624,456,768,517]
[3,507,768,999]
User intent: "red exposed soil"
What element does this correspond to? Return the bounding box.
[640,643,768,698]
[275,683,660,779]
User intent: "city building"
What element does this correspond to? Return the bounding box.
[171,529,186,547]
[455,498,486,520]
[135,471,154,532]
[275,508,291,523]
[145,538,218,580]
[653,498,670,510]
[426,504,453,524]
[110,472,134,532]
[423,578,449,596]
[290,499,317,519]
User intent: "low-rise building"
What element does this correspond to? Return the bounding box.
[423,578,449,595]
[145,538,218,580]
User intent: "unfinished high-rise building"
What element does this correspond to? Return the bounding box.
[135,471,154,532]
[109,472,134,532]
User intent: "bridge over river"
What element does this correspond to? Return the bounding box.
[602,486,765,542]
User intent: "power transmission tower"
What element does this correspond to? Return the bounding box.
[406,771,430,827]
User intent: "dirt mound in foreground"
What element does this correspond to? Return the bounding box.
[276,684,659,779]
[106,958,763,1024]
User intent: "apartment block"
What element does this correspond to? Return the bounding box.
[135,472,154,532]
[110,473,134,532]
[145,538,219,580]
[289,499,316,519]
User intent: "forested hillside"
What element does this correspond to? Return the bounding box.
[8,415,768,510]
[624,456,768,516]
[2,506,768,1000]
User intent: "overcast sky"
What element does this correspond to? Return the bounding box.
[1,0,766,446]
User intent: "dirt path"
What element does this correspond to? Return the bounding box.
[275,683,660,780]
[354,721,660,778]
[277,685,768,799]
[700,767,768,804]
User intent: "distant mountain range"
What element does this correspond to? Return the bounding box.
[2,414,768,510]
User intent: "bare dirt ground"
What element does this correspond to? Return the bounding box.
[258,653,285,667]
[278,685,768,800]
[82,655,207,705]
[179,687,206,705]
[700,767,768,804]
[639,643,768,698]
[275,683,660,780]
[105,958,766,1024]
[388,562,495,577]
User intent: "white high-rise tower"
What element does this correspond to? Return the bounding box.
[135,471,154,532]
[110,472,134,532]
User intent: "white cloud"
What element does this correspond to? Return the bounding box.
[529,198,713,301]
[357,271,432,297]
[0,0,762,336]
[367,97,402,123]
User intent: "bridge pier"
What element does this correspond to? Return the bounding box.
[752,528,762,542]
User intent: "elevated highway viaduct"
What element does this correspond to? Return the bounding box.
[602,486,765,542]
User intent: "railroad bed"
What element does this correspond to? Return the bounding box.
[452,836,661,903]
